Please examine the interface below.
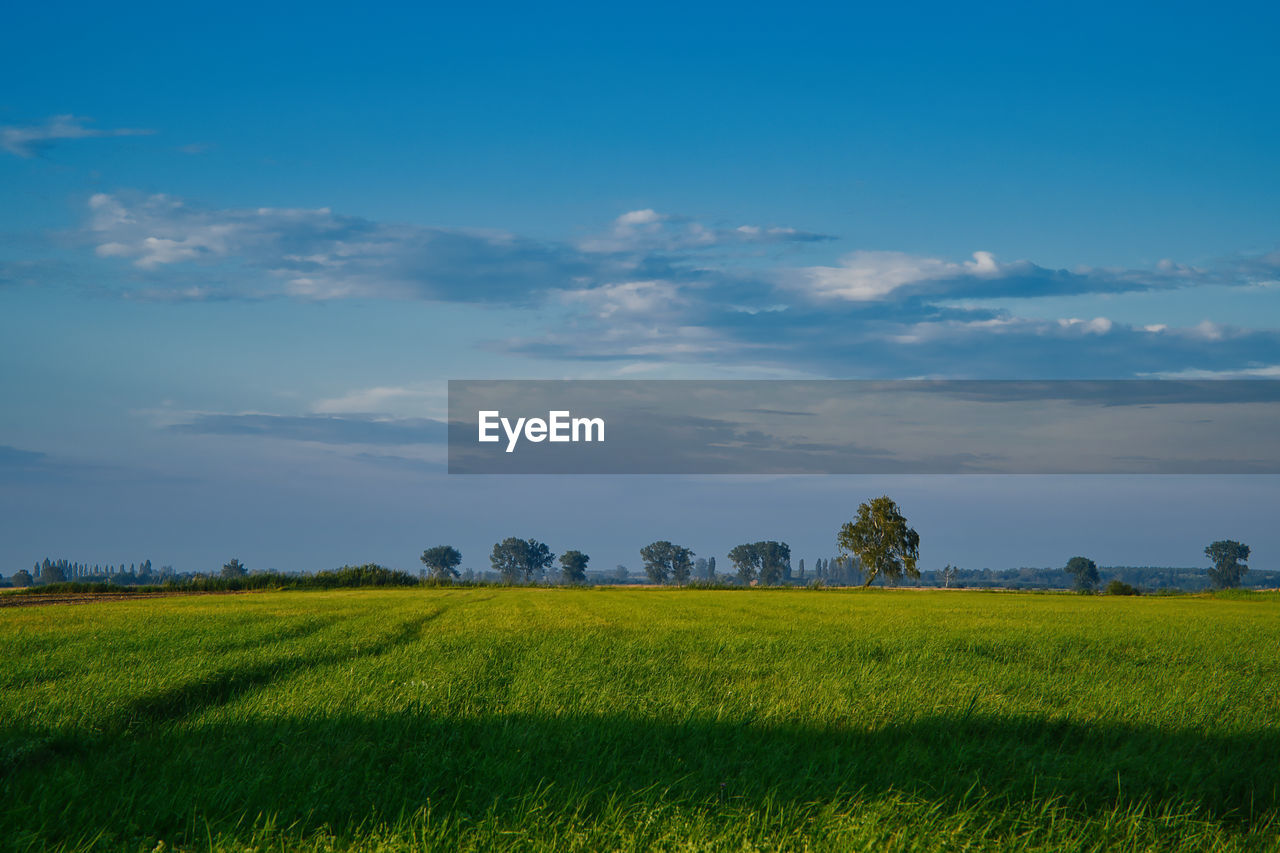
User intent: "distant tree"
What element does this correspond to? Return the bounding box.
[221,558,248,579]
[420,545,462,582]
[559,550,589,584]
[837,497,920,587]
[671,546,694,585]
[942,564,958,588]
[490,538,555,584]
[707,556,716,579]
[490,539,526,583]
[826,554,861,586]
[615,564,629,582]
[727,543,759,584]
[1205,540,1250,590]
[525,539,555,582]
[12,569,33,588]
[729,541,792,585]
[694,557,708,579]
[640,541,695,585]
[1064,556,1100,593]
[1105,579,1141,596]
[640,542,672,584]
[39,562,67,584]
[797,558,805,580]
[758,541,791,585]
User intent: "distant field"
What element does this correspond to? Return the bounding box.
[2,589,1278,852]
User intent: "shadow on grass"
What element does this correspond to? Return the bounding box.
[2,706,1277,847]
[118,609,445,729]
[0,609,446,778]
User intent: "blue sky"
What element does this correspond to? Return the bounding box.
[3,1,1279,576]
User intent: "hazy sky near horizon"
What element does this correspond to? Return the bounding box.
[3,1,1280,575]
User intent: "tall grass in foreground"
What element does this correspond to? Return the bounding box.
[1,588,1277,851]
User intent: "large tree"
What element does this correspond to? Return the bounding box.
[490,538,555,584]
[639,541,695,585]
[420,545,462,582]
[559,550,589,585]
[1205,540,1250,589]
[837,496,920,587]
[1064,556,1100,592]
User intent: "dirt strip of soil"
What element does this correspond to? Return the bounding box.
[0,590,255,608]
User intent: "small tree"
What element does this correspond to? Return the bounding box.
[12,569,33,588]
[559,550,589,584]
[221,558,248,579]
[1064,556,1099,593]
[942,564,958,588]
[837,496,920,587]
[1205,540,1250,590]
[420,545,462,582]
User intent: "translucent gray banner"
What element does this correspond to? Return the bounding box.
[447,380,1280,474]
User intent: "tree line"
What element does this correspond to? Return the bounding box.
[4,498,1261,594]
[417,497,1259,593]
[4,558,170,588]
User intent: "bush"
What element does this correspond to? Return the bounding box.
[1105,580,1141,596]
[306,564,419,588]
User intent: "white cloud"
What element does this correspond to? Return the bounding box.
[1057,316,1113,335]
[579,209,832,253]
[83,193,601,302]
[73,187,1280,381]
[616,209,664,226]
[556,279,686,319]
[1,115,153,157]
[1196,320,1230,340]
[794,250,1006,302]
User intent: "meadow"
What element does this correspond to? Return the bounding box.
[1,587,1278,852]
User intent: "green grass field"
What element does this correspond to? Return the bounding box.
[2,588,1278,851]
